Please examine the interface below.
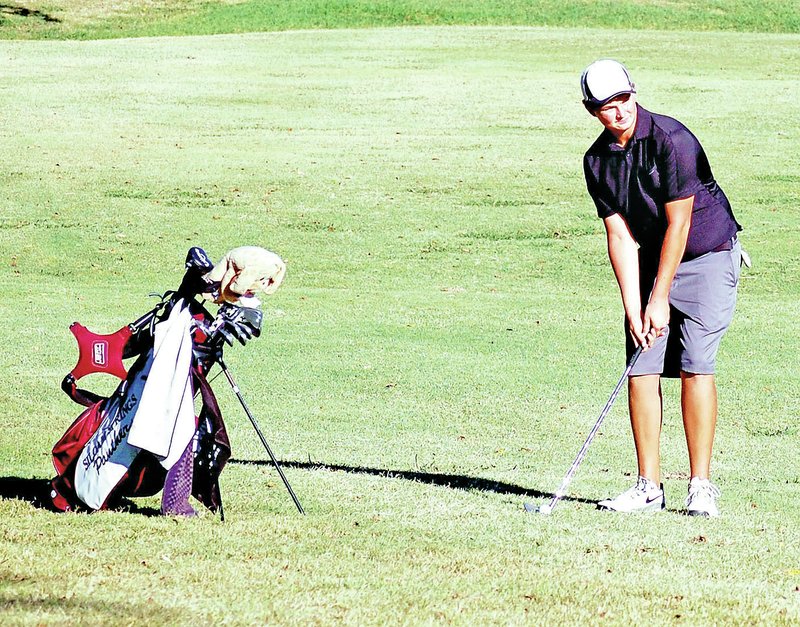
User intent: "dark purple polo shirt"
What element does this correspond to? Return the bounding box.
[583,104,741,262]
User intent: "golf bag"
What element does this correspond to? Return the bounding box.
[49,246,279,517]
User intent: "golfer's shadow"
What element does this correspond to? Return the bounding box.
[231,459,597,505]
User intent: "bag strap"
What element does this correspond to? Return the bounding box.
[61,323,132,406]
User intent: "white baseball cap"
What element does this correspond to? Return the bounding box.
[580,59,636,109]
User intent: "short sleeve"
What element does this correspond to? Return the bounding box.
[584,154,617,219]
[661,128,704,202]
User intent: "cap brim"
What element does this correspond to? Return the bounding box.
[585,89,635,108]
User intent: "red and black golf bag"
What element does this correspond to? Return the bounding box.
[49,247,270,517]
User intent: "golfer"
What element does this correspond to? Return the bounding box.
[581,59,742,516]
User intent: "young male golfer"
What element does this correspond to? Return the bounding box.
[581,59,742,516]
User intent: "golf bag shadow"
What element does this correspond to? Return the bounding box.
[49,246,301,517]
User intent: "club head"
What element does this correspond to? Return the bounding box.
[523,501,553,515]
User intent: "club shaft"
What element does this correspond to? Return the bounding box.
[544,346,642,512]
[219,359,305,514]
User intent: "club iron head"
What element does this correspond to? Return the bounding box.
[523,502,553,515]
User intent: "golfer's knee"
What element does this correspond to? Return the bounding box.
[629,373,660,391]
[680,371,716,388]
[680,355,717,375]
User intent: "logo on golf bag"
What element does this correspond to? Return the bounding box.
[92,341,109,368]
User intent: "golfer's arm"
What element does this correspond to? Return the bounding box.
[603,214,641,322]
[650,196,693,303]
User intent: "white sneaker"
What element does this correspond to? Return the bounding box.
[686,477,720,517]
[597,476,665,512]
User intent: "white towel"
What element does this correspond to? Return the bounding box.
[127,301,195,469]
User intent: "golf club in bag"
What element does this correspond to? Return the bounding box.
[526,345,643,515]
[50,246,304,517]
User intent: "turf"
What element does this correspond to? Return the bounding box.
[0,0,799,39]
[1,6,799,627]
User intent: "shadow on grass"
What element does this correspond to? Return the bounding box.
[0,592,182,623]
[1,462,596,513]
[0,477,51,508]
[231,458,597,506]
[0,477,161,516]
[0,4,60,22]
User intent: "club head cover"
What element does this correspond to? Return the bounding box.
[185,247,214,273]
[177,246,216,299]
[203,246,286,304]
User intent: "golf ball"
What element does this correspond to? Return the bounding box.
[539,504,552,515]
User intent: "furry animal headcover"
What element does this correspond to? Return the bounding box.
[204,246,286,304]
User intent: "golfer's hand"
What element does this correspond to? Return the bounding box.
[627,312,648,350]
[642,297,669,348]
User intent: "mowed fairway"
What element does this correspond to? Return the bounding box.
[1,25,799,624]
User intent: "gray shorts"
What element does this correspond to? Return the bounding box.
[628,239,741,377]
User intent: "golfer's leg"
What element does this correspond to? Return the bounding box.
[671,243,740,481]
[681,373,717,479]
[628,374,663,483]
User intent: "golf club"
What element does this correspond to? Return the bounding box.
[527,345,643,515]
[217,356,305,514]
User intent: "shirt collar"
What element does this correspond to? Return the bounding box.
[632,104,652,142]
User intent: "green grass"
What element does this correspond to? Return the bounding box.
[1,0,799,39]
[1,6,799,627]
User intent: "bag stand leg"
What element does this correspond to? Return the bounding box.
[217,357,305,514]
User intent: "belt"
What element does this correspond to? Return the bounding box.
[710,236,736,253]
